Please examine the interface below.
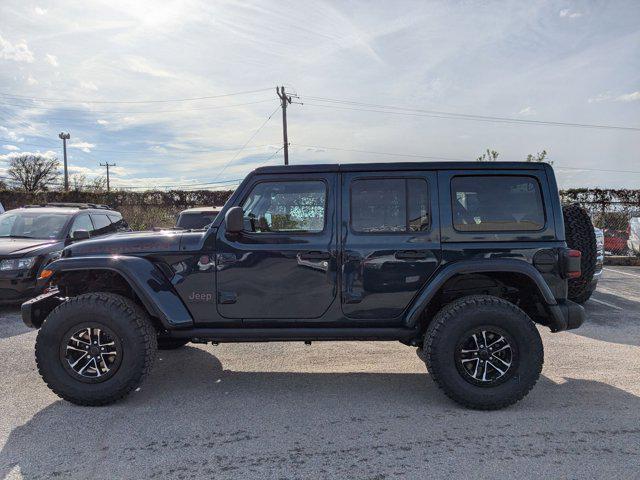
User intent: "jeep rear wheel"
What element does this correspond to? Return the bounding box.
[35,293,157,406]
[424,295,543,410]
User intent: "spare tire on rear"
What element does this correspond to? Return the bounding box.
[562,203,597,303]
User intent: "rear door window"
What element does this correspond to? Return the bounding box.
[69,214,94,237]
[451,176,545,232]
[351,178,429,233]
[90,214,114,236]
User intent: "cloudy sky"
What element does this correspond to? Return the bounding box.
[0,0,639,190]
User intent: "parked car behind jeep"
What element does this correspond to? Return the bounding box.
[0,203,127,303]
[23,162,588,410]
[628,217,640,256]
[176,206,222,230]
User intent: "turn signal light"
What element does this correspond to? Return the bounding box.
[38,269,54,280]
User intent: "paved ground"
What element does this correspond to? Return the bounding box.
[0,267,639,479]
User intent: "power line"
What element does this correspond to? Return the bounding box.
[292,143,640,175]
[207,106,280,184]
[0,87,273,105]
[304,97,640,132]
[0,98,275,115]
[0,140,277,156]
[293,143,467,162]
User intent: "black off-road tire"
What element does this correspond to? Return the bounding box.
[35,293,157,406]
[157,337,189,350]
[562,203,597,304]
[424,295,543,410]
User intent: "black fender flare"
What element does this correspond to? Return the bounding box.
[404,259,568,331]
[42,255,193,329]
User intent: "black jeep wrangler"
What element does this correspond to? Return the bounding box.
[23,162,590,410]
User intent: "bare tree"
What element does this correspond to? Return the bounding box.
[476,149,499,162]
[69,174,108,193]
[7,154,60,192]
[526,150,553,165]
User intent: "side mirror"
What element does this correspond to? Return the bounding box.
[225,207,244,233]
[71,229,90,241]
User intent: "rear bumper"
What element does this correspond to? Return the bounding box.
[550,299,586,332]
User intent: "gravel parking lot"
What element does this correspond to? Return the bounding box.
[1,267,639,479]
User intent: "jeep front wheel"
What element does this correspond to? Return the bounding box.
[35,293,157,406]
[424,295,543,410]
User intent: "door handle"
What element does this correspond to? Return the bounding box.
[299,251,331,260]
[395,250,429,260]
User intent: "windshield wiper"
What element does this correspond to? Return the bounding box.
[5,235,37,239]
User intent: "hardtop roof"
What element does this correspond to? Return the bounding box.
[253,161,549,175]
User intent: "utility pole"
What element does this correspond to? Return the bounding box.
[58,132,70,191]
[276,86,297,165]
[99,162,116,192]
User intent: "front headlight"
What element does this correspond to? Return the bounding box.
[0,257,37,271]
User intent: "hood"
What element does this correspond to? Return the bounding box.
[0,237,60,257]
[64,230,187,257]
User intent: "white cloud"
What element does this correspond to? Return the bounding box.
[45,54,59,67]
[0,150,57,161]
[34,6,47,15]
[616,91,640,102]
[27,75,38,85]
[559,8,582,18]
[124,56,177,78]
[69,141,96,153]
[0,126,25,143]
[96,119,110,126]
[518,106,535,116]
[80,81,98,91]
[0,35,34,63]
[588,91,640,103]
[2,145,20,151]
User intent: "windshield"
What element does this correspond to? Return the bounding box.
[177,212,218,229]
[0,212,70,240]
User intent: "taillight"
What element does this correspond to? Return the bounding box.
[566,249,581,278]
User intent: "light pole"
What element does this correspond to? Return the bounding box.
[58,132,70,191]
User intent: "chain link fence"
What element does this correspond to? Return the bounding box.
[561,189,640,257]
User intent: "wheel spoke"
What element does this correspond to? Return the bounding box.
[491,344,510,355]
[69,352,88,368]
[77,356,94,374]
[486,360,505,376]
[66,345,87,353]
[70,334,90,346]
[487,335,505,348]
[93,358,102,377]
[491,355,511,368]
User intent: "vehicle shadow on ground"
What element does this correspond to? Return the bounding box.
[1,345,639,479]
[578,292,640,347]
[0,306,31,340]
